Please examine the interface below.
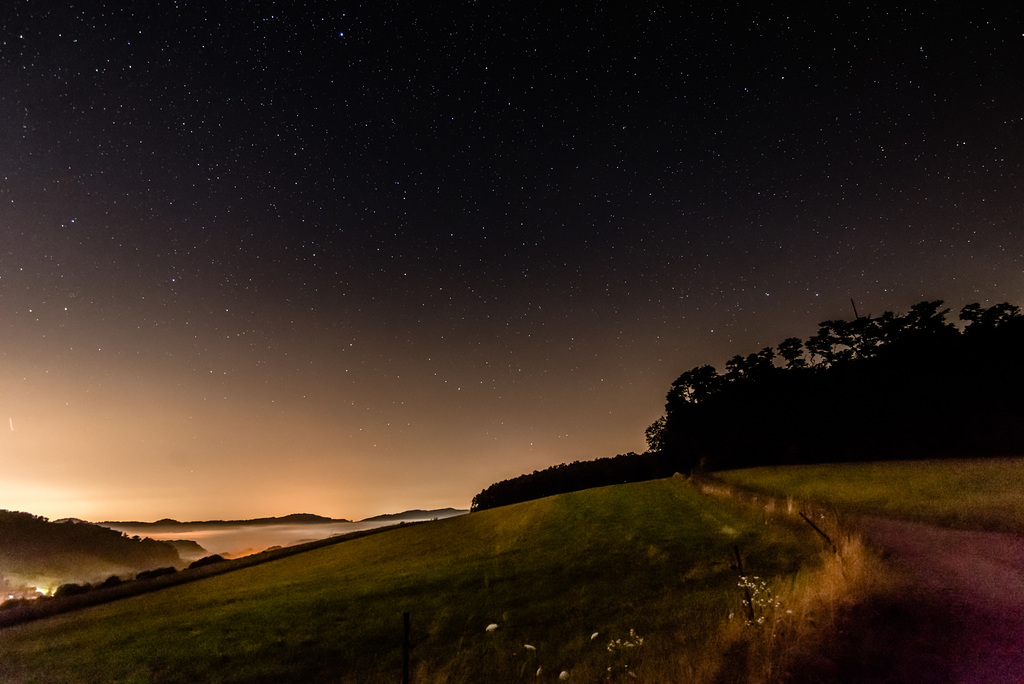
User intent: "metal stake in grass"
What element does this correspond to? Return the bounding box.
[799,511,837,553]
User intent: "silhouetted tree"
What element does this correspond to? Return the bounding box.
[960,301,1021,332]
[657,298,1024,470]
[904,300,952,333]
[667,365,721,405]
[777,337,806,368]
[807,319,862,364]
[725,347,775,382]
[470,298,1024,511]
[645,416,668,452]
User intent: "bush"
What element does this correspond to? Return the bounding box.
[54,583,91,598]
[189,554,226,570]
[136,567,177,581]
[100,575,123,588]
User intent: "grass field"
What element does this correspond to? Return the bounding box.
[715,457,1024,532]
[0,477,829,683]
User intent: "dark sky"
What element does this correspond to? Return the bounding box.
[2,2,1022,521]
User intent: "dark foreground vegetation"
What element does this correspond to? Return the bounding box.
[474,300,1024,511]
[0,510,183,597]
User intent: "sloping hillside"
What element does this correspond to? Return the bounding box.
[0,511,182,594]
[0,477,824,683]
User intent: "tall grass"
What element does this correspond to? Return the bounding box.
[0,477,829,683]
[687,476,892,684]
[716,457,1024,532]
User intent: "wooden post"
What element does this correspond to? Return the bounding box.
[733,545,755,622]
[402,611,411,684]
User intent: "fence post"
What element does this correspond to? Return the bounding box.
[402,611,411,684]
[733,545,755,622]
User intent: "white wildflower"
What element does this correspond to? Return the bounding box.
[524,644,536,651]
[485,623,498,632]
[559,670,569,680]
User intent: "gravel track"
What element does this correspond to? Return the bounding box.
[795,516,1024,683]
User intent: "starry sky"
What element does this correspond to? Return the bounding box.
[2,3,1022,522]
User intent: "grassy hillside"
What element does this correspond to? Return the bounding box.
[0,477,827,683]
[716,457,1024,532]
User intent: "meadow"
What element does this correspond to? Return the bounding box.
[0,476,838,683]
[716,457,1024,532]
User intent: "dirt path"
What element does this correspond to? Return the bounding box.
[796,516,1024,683]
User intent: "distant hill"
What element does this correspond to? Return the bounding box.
[101,510,468,527]
[100,513,350,528]
[359,508,468,522]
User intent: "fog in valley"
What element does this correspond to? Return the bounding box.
[103,516,462,559]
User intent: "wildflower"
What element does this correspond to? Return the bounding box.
[536,666,542,676]
[524,644,536,651]
[591,632,600,641]
[559,671,570,680]
[485,623,498,632]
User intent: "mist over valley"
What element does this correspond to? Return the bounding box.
[102,509,467,559]
[1,508,467,604]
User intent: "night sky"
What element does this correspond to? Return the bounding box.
[2,3,1022,522]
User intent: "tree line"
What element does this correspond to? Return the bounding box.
[472,300,1024,511]
[470,451,675,512]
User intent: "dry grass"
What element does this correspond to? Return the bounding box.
[686,476,894,684]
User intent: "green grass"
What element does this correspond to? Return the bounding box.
[715,457,1024,532]
[0,477,824,683]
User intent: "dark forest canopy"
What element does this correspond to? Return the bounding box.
[472,300,1024,511]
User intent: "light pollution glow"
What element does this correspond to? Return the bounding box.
[2,4,1022,523]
